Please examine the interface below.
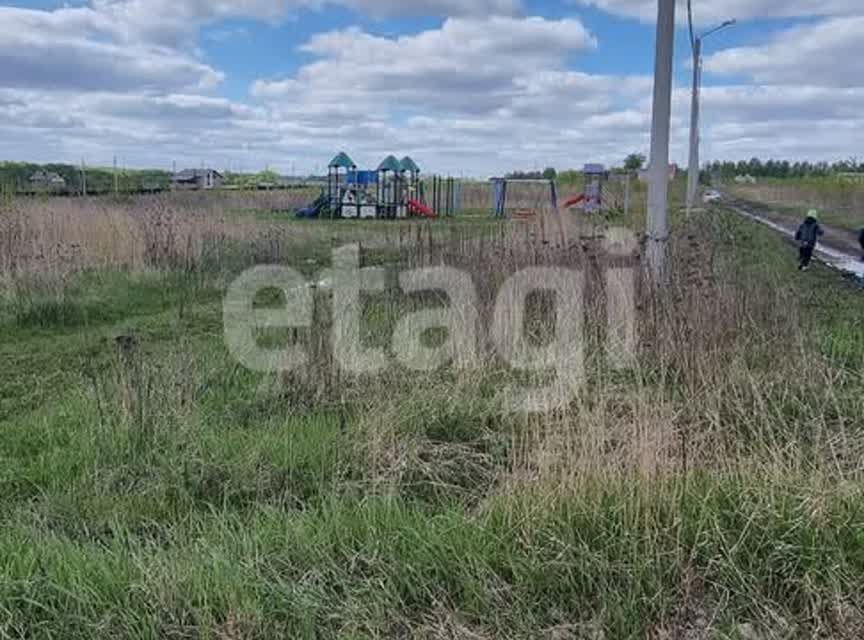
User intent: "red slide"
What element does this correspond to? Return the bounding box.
[563,194,586,208]
[408,199,437,218]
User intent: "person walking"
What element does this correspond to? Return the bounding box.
[794,210,824,272]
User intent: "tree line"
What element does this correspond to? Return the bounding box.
[705,158,863,180]
[505,155,864,183]
[0,161,172,195]
[504,168,559,180]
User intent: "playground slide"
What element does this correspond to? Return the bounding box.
[296,193,327,218]
[563,194,586,208]
[407,199,436,218]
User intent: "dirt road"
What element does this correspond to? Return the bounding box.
[725,196,864,279]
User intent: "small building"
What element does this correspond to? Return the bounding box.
[29,170,66,190]
[172,168,224,190]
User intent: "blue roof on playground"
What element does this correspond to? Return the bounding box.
[329,152,356,169]
[399,156,420,173]
[377,155,402,172]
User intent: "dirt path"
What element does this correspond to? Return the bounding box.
[725,196,864,279]
[728,196,862,256]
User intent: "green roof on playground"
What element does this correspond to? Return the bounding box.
[329,152,356,169]
[399,156,421,173]
[377,155,402,172]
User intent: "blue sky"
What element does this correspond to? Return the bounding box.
[0,0,861,175]
[198,4,797,103]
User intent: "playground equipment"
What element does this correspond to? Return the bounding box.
[376,155,405,219]
[560,164,617,214]
[427,176,460,217]
[343,169,379,219]
[327,152,356,216]
[491,178,559,220]
[302,151,452,220]
[296,190,328,219]
[490,177,567,245]
[582,163,607,213]
[407,200,435,218]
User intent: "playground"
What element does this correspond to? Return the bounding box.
[296,152,462,221]
[296,153,636,228]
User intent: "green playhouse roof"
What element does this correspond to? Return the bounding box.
[329,152,356,169]
[377,155,402,173]
[399,156,421,173]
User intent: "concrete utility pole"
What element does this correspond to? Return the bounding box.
[686,37,702,215]
[646,0,676,283]
[686,15,736,214]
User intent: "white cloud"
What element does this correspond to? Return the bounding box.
[254,16,597,117]
[0,1,863,175]
[89,0,522,48]
[690,85,864,121]
[0,0,527,96]
[0,7,223,91]
[704,17,864,88]
[343,0,521,17]
[660,83,864,165]
[573,0,860,23]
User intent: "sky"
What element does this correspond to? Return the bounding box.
[0,0,861,176]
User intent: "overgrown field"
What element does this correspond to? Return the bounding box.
[1,192,863,639]
[729,177,864,232]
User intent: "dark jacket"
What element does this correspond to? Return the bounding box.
[859,228,864,250]
[795,218,824,249]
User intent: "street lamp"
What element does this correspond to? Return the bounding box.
[686,7,735,213]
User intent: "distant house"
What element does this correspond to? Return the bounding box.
[29,170,66,190]
[838,172,864,184]
[734,174,757,184]
[172,168,224,190]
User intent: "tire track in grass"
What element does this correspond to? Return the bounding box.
[724,198,864,280]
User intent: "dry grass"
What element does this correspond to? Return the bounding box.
[730,178,864,231]
[352,212,855,505]
[0,192,430,287]
[0,194,268,278]
[2,191,864,637]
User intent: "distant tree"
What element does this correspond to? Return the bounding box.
[505,170,543,180]
[624,153,646,171]
[542,167,557,180]
[557,169,583,185]
[255,169,281,185]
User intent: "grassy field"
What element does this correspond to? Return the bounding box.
[729,177,864,234]
[1,190,863,638]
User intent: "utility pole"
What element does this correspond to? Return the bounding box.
[646,0,676,283]
[113,155,119,195]
[686,37,701,214]
[686,8,736,214]
[80,158,87,197]
[624,173,631,219]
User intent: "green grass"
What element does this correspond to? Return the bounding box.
[4,482,864,638]
[729,178,864,233]
[1,205,863,638]
[716,203,864,367]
